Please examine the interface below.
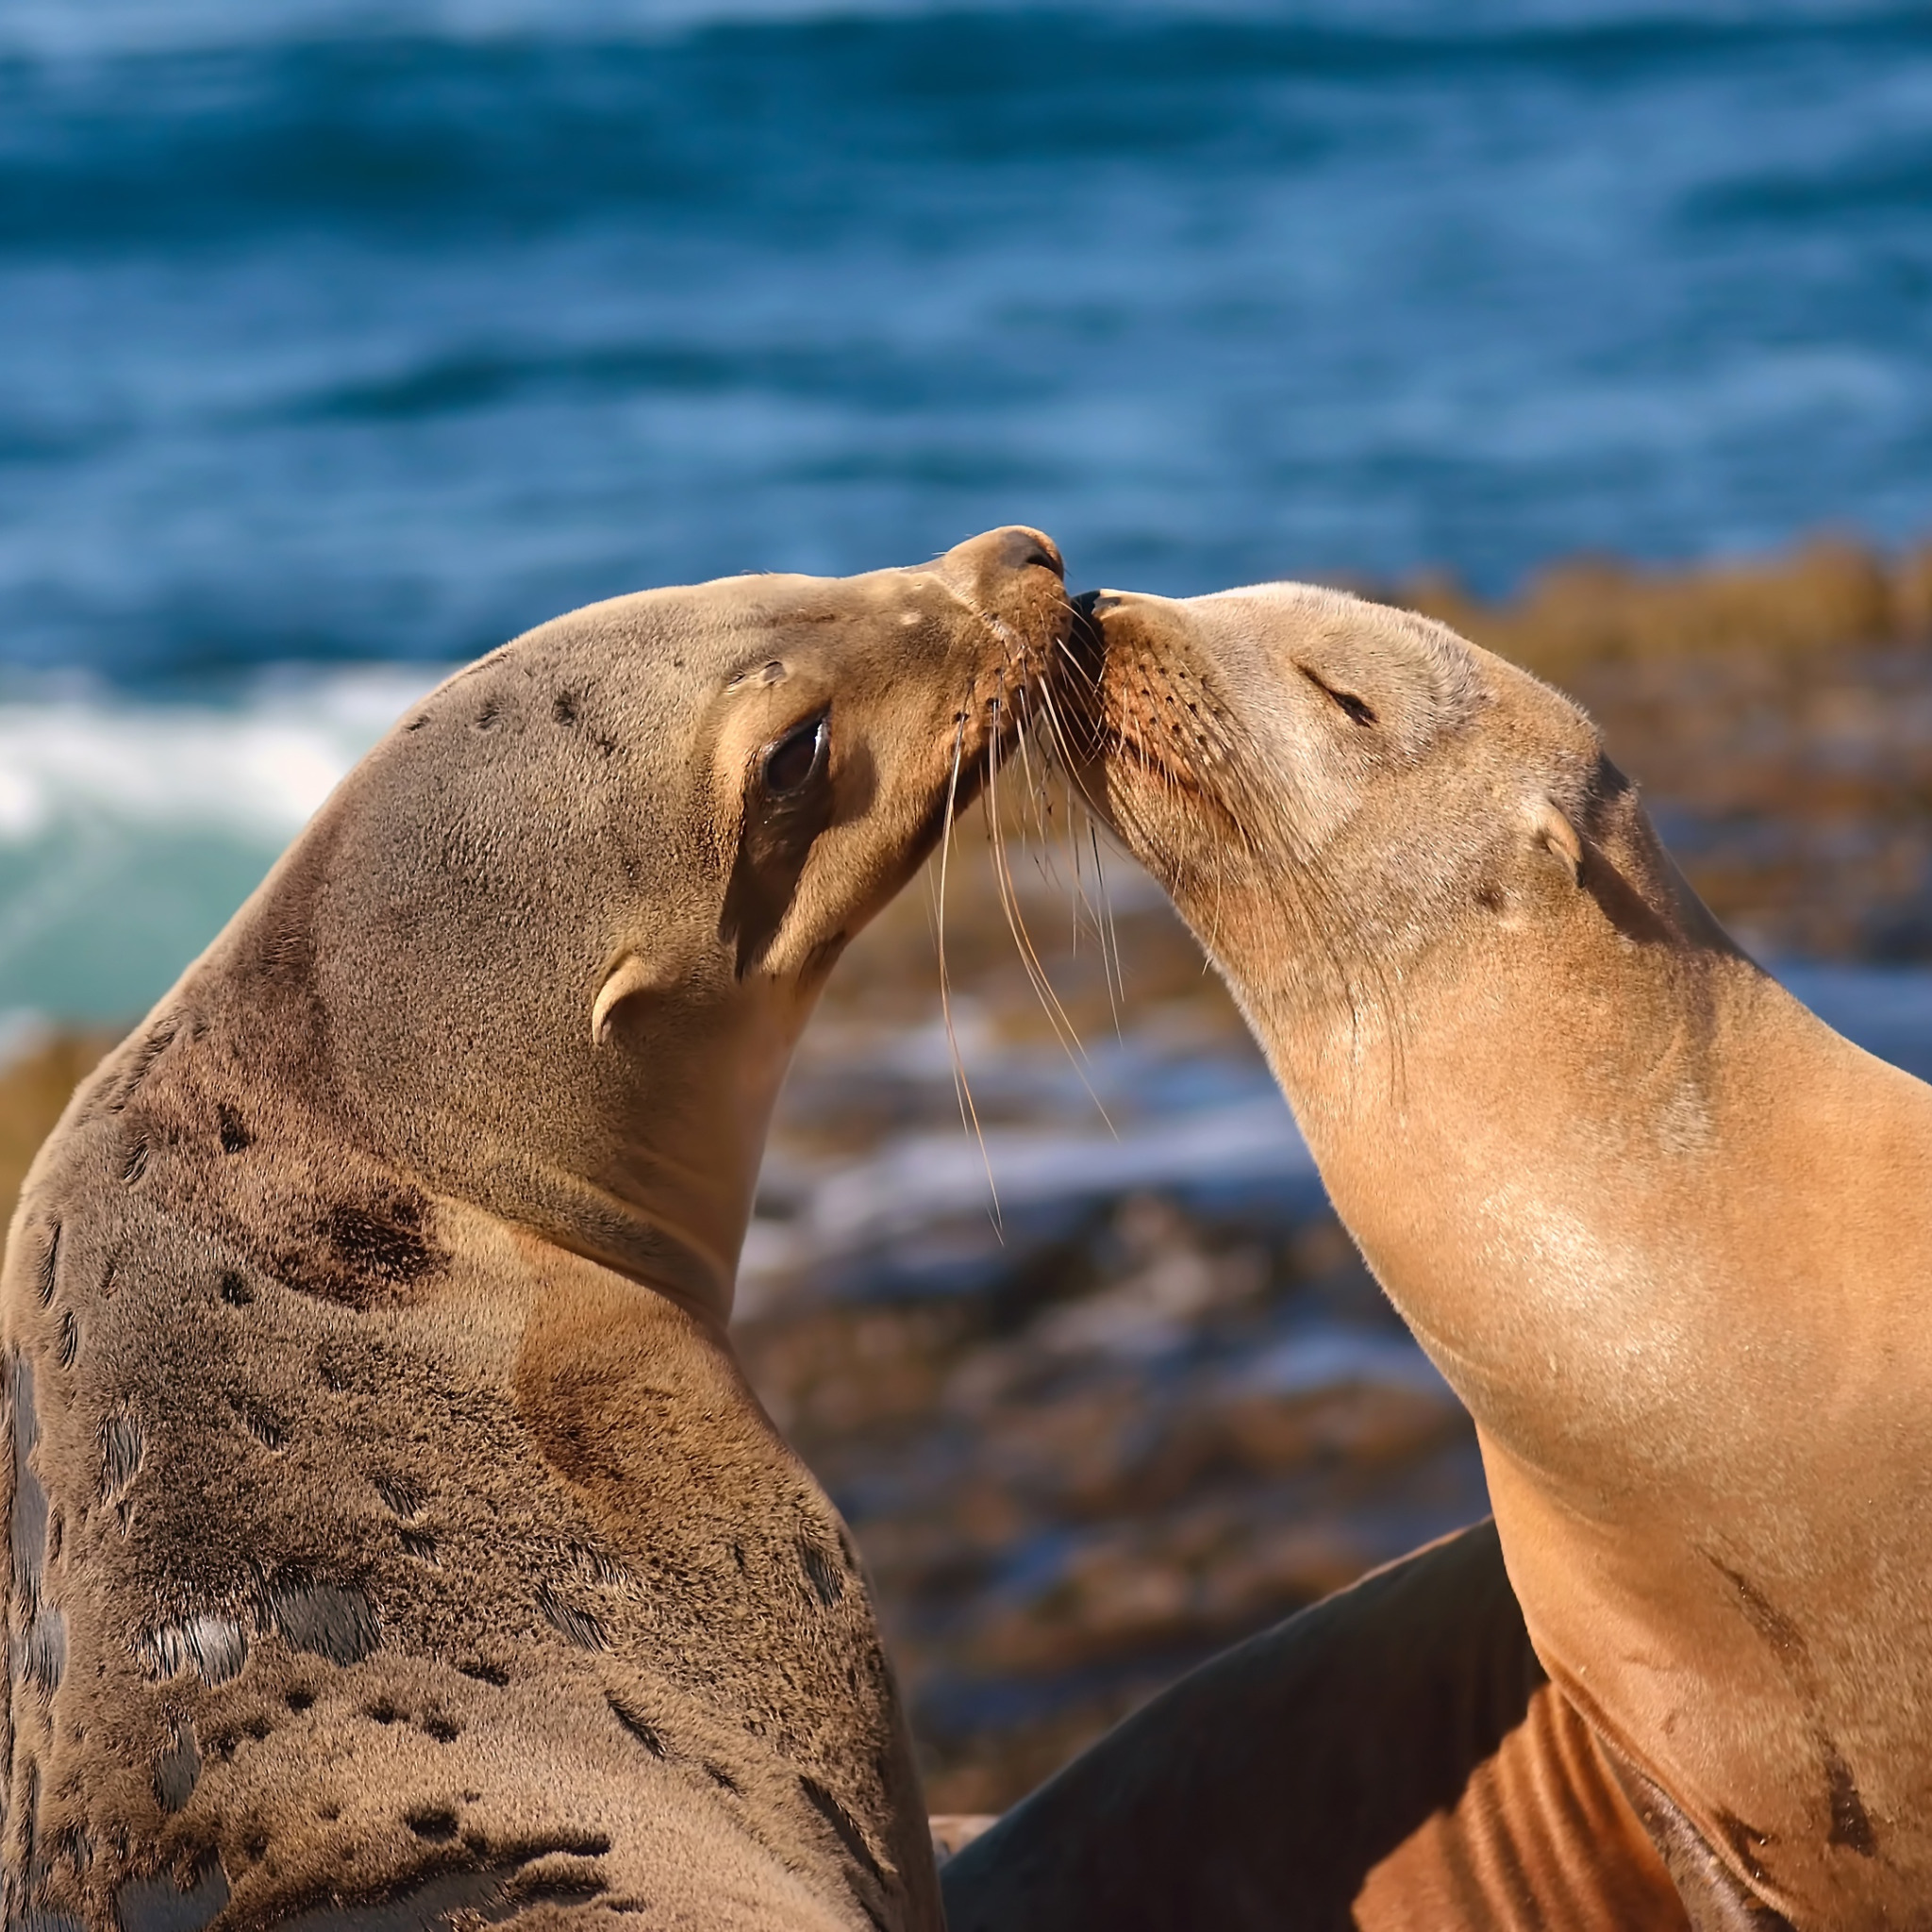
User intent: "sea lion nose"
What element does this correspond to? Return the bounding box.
[933,524,1065,591]
[991,526,1064,578]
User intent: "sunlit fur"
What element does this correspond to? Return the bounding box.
[1003,577,1932,1929]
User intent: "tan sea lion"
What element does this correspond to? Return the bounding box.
[947,579,1932,1929]
[0,525,1071,1932]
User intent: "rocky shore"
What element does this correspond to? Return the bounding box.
[5,536,1930,1811]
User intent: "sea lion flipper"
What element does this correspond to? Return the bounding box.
[942,1522,1685,1932]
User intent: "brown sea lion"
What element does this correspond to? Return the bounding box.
[0,525,1071,1932]
[946,579,1932,1929]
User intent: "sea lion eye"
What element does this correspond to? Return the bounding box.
[762,715,828,796]
[1299,665,1378,728]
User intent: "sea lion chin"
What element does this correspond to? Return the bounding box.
[0,525,1070,1932]
[950,578,1932,1929]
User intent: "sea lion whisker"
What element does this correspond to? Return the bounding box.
[1085,819,1126,1030]
[983,730,1113,1130]
[934,713,1001,1232]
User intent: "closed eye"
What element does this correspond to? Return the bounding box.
[1299,666,1377,727]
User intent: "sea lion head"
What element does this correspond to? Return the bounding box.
[1060,579,1719,1041]
[178,525,1072,1320]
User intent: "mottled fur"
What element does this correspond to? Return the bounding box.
[956,581,1932,1928]
[0,529,1071,1931]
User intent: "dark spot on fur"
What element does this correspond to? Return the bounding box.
[799,1776,887,1889]
[151,1731,200,1816]
[35,1223,59,1305]
[1824,1742,1877,1855]
[142,1615,248,1687]
[57,1310,76,1369]
[1712,1561,1808,1667]
[366,1698,401,1724]
[398,1530,439,1565]
[243,1713,272,1741]
[1713,1808,1774,1886]
[21,1605,67,1692]
[572,1542,626,1589]
[219,1272,253,1307]
[44,1820,91,1884]
[606,1694,665,1757]
[706,1762,741,1794]
[536,1584,608,1652]
[316,1343,355,1391]
[423,1714,461,1744]
[1475,883,1506,912]
[803,929,850,979]
[284,1688,314,1713]
[242,1830,269,1863]
[259,918,314,981]
[375,1474,423,1518]
[9,1353,64,1692]
[270,1580,380,1665]
[458,1659,509,1687]
[553,691,579,725]
[285,1191,447,1308]
[594,733,619,758]
[798,1539,845,1607]
[406,713,430,732]
[96,1410,140,1514]
[406,1806,458,1841]
[216,1105,252,1155]
[475,699,502,731]
[11,1355,47,1586]
[122,1137,151,1187]
[108,1021,176,1112]
[229,1394,287,1450]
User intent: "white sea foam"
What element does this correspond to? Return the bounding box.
[0,666,443,1020]
[0,667,441,847]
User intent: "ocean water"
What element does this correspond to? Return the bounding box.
[6,0,1932,1017]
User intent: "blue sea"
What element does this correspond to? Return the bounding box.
[6,0,1932,1023]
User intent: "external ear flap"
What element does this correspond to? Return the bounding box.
[1532,800,1585,883]
[591,952,669,1045]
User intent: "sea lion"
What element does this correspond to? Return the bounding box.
[0,525,1072,1932]
[946,579,1932,1929]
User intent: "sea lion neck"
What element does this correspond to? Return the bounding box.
[184,719,819,1335]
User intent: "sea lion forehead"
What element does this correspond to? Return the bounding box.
[1094,578,1489,749]
[513,564,941,662]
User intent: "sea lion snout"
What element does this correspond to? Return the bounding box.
[1063,580,1595,913]
[926,523,1064,591]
